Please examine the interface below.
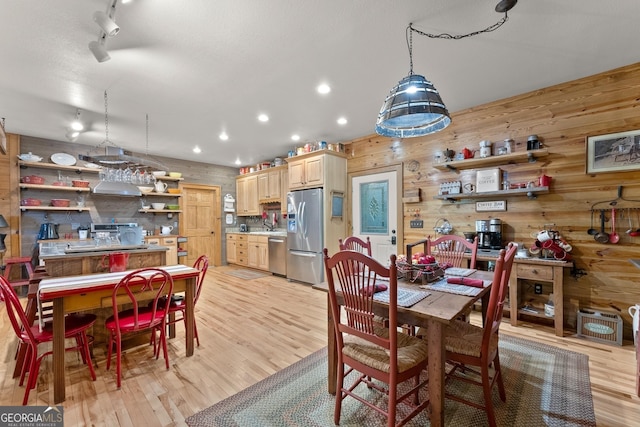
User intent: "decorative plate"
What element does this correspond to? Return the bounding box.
[51,152,76,166]
[18,152,43,162]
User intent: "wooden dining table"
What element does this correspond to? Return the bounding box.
[37,264,200,404]
[313,268,493,427]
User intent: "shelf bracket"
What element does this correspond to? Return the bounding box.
[527,152,536,163]
[527,191,537,200]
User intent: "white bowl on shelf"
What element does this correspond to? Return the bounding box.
[138,186,154,194]
[151,203,165,210]
[152,171,167,177]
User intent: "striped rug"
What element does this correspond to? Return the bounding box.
[186,335,595,426]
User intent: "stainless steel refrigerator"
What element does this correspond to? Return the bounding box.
[286,188,324,284]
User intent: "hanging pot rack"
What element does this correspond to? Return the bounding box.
[590,185,640,210]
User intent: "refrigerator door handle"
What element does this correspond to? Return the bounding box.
[300,201,306,238]
[289,250,317,258]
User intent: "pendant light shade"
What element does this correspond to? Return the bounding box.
[375,74,451,138]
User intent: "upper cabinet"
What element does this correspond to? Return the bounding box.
[287,150,346,190]
[236,174,259,216]
[257,166,284,203]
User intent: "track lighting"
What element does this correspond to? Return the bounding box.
[70,109,84,131]
[66,130,80,142]
[89,35,111,62]
[93,10,119,37]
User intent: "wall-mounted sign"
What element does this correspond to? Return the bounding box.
[475,200,507,212]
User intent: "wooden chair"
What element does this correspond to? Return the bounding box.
[422,243,516,427]
[426,234,478,269]
[105,268,174,388]
[0,275,96,405]
[152,255,209,353]
[338,236,372,256]
[323,248,430,427]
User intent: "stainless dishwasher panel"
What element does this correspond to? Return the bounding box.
[268,236,287,276]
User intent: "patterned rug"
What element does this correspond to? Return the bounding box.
[222,269,269,280]
[186,335,595,426]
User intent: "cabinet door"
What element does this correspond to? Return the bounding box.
[226,237,237,264]
[236,177,248,214]
[288,159,306,189]
[257,173,270,200]
[245,175,259,215]
[162,237,178,265]
[268,170,281,199]
[257,241,269,270]
[280,169,288,214]
[304,156,324,187]
[248,242,259,268]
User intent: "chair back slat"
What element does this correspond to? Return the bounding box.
[338,236,372,256]
[324,249,397,351]
[427,234,478,269]
[111,268,174,331]
[192,255,209,305]
[482,243,517,348]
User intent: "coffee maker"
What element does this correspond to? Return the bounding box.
[475,220,491,249]
[489,218,503,249]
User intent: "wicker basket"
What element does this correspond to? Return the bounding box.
[397,261,444,284]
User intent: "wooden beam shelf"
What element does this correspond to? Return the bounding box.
[432,149,549,171]
[434,186,549,202]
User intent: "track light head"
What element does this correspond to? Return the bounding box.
[89,39,110,62]
[93,11,119,37]
[65,130,80,142]
[70,109,84,131]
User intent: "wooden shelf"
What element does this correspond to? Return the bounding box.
[19,183,91,192]
[434,186,549,202]
[154,176,184,182]
[432,149,549,171]
[141,192,182,197]
[138,209,182,214]
[20,206,89,212]
[18,161,100,174]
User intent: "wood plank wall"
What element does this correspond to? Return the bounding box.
[345,62,640,339]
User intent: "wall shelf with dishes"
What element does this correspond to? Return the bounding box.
[138,209,183,214]
[432,149,549,172]
[20,206,90,212]
[434,186,549,202]
[18,160,101,174]
[19,183,91,192]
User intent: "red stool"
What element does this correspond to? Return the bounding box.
[3,256,35,289]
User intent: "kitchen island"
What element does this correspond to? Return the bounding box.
[40,245,168,277]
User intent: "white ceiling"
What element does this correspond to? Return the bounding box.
[1,0,639,168]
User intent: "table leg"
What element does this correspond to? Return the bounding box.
[326,294,337,395]
[184,277,195,356]
[53,297,65,403]
[553,266,564,337]
[427,319,444,427]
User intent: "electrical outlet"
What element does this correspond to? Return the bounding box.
[410,220,424,228]
[534,284,543,294]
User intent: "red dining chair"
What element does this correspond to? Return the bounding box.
[426,234,478,269]
[338,236,372,255]
[151,255,209,354]
[0,275,96,405]
[105,268,174,388]
[418,243,516,427]
[323,248,430,427]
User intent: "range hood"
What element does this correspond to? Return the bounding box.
[93,180,141,196]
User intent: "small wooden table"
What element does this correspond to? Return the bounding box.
[313,269,493,427]
[38,264,199,404]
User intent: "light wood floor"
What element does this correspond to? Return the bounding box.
[0,265,638,426]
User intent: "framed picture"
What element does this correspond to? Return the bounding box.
[330,191,344,219]
[586,129,640,174]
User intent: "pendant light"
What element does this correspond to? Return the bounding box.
[376,1,517,138]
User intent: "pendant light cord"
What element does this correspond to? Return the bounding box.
[408,12,509,42]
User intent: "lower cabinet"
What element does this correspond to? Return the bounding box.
[146,236,178,265]
[248,235,269,271]
[227,233,269,271]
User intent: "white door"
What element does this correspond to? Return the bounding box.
[351,171,398,265]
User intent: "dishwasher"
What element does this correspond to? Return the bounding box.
[268,236,287,276]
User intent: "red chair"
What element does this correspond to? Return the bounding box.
[152,255,209,352]
[338,236,372,256]
[419,243,516,427]
[323,249,430,427]
[105,268,174,388]
[0,276,96,405]
[426,234,478,269]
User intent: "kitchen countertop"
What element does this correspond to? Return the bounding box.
[227,228,287,237]
[40,244,168,260]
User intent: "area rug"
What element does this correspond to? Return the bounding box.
[186,335,595,426]
[222,269,269,280]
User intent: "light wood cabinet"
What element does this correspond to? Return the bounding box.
[257,168,283,203]
[248,235,269,271]
[226,233,248,266]
[146,236,178,265]
[288,155,324,190]
[236,175,259,216]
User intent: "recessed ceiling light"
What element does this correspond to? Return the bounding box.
[258,114,269,122]
[234,159,241,165]
[317,83,331,94]
[337,117,348,125]
[291,134,300,141]
[193,146,201,153]
[219,132,229,141]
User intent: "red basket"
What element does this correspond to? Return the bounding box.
[396,261,444,284]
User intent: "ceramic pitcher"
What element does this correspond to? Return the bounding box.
[161,225,174,235]
[629,304,640,345]
[154,181,168,193]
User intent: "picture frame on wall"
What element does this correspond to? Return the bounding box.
[586,129,640,174]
